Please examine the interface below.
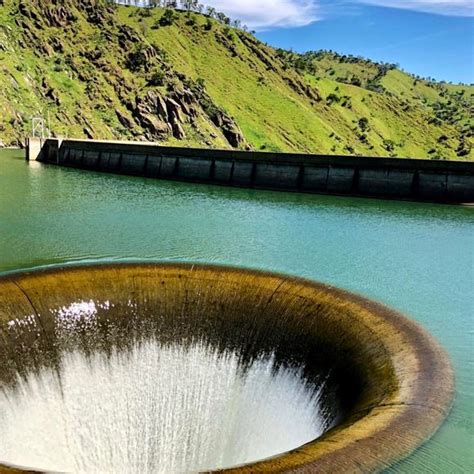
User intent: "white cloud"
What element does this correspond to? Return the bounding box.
[355,0,474,17]
[204,0,321,29]
[204,1,473,29]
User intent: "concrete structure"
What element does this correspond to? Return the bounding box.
[0,263,454,473]
[25,137,43,161]
[30,138,474,203]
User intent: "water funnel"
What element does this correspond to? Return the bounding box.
[0,264,454,473]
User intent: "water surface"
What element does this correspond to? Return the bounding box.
[0,150,473,472]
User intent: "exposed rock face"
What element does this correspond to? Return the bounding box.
[239,33,276,72]
[133,85,245,147]
[117,25,141,49]
[135,91,171,138]
[221,118,245,148]
[18,1,41,22]
[42,78,61,106]
[19,0,113,29]
[304,84,321,102]
[43,5,75,27]
[115,109,135,130]
[142,114,171,136]
[169,87,198,119]
[83,127,94,139]
[81,0,112,25]
[284,76,321,103]
[171,121,185,140]
[135,90,190,140]
[166,98,184,124]
[208,109,244,148]
[18,0,75,28]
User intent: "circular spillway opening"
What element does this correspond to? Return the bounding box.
[0,264,454,473]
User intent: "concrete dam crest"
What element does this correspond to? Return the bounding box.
[28,138,474,204]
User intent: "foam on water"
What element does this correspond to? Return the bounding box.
[0,340,330,473]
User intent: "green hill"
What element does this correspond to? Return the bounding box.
[0,0,472,160]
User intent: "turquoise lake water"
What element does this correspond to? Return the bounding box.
[1,150,473,472]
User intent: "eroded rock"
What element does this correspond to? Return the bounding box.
[115,109,135,129]
[172,121,185,140]
[142,114,171,135]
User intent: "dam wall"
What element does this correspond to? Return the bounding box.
[35,138,474,203]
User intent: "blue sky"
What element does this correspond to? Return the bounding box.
[206,0,474,84]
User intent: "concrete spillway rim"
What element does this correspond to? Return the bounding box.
[0,263,455,474]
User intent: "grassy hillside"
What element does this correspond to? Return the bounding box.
[0,0,472,160]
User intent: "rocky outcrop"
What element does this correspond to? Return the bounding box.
[19,0,112,29]
[41,78,61,106]
[134,89,192,140]
[171,121,185,140]
[126,44,162,73]
[135,91,171,137]
[115,109,135,130]
[238,33,277,72]
[169,88,198,120]
[18,1,41,23]
[142,114,171,136]
[132,85,245,148]
[83,127,94,139]
[43,5,76,27]
[209,110,244,148]
[80,0,113,25]
[117,25,141,50]
[190,84,245,148]
[284,76,321,103]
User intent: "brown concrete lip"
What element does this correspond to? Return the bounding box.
[0,263,455,473]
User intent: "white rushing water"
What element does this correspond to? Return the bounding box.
[0,340,329,473]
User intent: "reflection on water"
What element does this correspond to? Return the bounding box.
[0,151,473,472]
[0,340,329,473]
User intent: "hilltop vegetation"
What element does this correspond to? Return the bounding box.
[0,0,472,159]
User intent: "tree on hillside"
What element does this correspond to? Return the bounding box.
[181,0,193,11]
[113,0,250,32]
[160,8,177,25]
[358,117,369,131]
[206,6,216,18]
